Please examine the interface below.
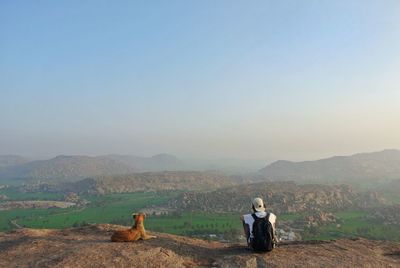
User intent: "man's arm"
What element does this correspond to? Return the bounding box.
[240,215,250,245]
[268,213,278,245]
[272,217,278,245]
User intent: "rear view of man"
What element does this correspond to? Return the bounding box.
[240,197,277,252]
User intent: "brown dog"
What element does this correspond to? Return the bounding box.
[111,213,156,242]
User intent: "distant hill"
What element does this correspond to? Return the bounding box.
[0,155,29,168]
[24,171,235,194]
[0,154,188,184]
[258,149,400,183]
[102,153,185,172]
[0,155,134,183]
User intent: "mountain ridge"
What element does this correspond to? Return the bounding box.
[0,153,186,183]
[0,155,134,183]
[259,149,400,183]
[24,171,235,194]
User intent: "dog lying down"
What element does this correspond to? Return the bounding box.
[111,213,156,242]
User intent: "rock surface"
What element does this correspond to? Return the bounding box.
[1,225,399,268]
[168,182,382,214]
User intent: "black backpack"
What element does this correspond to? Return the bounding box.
[250,213,274,252]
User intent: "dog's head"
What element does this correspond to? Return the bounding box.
[132,213,146,225]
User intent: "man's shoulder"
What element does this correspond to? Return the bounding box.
[242,213,255,223]
[267,212,277,223]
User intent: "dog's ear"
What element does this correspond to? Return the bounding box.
[143,213,146,219]
[132,213,137,218]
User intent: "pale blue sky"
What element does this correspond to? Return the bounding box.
[1,1,400,160]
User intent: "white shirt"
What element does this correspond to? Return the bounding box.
[242,211,276,239]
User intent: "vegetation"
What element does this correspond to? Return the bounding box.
[0,187,63,201]
[0,191,179,231]
[1,190,399,242]
[0,191,275,238]
[144,212,242,237]
[302,211,400,241]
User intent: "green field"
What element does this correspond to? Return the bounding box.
[302,211,400,241]
[146,212,242,237]
[1,191,400,242]
[0,191,243,236]
[0,187,63,201]
[0,191,180,231]
[0,190,256,239]
[0,192,242,235]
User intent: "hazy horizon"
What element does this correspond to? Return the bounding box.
[1,1,400,161]
[1,147,399,166]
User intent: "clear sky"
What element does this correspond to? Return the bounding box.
[1,1,400,160]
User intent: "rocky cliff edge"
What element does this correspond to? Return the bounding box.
[1,225,399,268]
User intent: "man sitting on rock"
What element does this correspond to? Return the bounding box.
[240,197,277,252]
